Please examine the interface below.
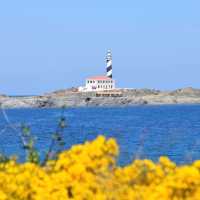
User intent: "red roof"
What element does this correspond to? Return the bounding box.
[87,76,112,80]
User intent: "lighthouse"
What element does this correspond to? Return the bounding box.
[79,50,116,92]
[106,50,112,78]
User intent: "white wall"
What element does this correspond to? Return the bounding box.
[85,79,115,91]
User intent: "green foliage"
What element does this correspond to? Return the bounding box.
[0,153,9,163]
[21,124,40,164]
[27,149,40,163]
[42,110,67,165]
[0,107,67,165]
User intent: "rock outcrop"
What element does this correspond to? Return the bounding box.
[1,87,200,108]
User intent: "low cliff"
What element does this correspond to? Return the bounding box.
[1,87,200,108]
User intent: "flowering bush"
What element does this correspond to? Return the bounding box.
[0,136,200,200]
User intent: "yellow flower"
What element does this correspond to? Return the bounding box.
[1,135,200,200]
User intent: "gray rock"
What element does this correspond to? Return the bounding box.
[1,87,200,108]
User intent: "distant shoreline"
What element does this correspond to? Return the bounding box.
[1,87,200,108]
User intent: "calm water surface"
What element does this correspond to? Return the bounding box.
[0,105,200,165]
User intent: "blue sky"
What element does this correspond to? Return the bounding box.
[0,0,200,95]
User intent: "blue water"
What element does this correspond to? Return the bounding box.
[0,105,200,165]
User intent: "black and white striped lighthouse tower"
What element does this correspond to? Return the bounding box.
[106,50,112,78]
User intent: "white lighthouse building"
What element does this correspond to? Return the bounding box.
[79,50,116,92]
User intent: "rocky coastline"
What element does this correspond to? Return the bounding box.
[1,87,200,108]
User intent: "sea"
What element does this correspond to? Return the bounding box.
[0,105,200,166]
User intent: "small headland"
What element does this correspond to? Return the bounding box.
[1,87,200,108]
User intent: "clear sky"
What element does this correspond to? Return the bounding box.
[0,0,200,95]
